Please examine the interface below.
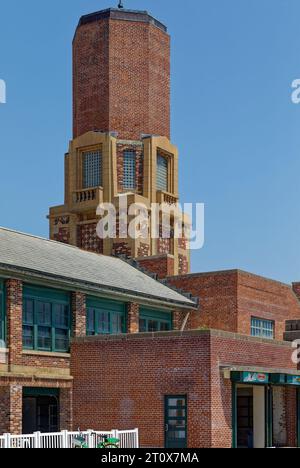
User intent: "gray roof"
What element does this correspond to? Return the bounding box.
[0,227,196,309]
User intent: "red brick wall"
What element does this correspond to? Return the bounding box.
[71,330,299,448]
[167,271,300,340]
[137,255,175,279]
[167,271,238,332]
[73,14,170,140]
[237,271,300,340]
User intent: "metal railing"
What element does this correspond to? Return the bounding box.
[0,428,139,449]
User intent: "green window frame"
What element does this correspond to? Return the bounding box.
[23,286,71,353]
[0,281,5,344]
[139,308,172,333]
[86,297,126,336]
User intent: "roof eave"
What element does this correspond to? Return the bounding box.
[0,264,197,311]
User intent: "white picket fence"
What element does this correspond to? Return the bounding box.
[0,428,139,449]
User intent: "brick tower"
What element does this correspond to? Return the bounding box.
[49,6,190,277]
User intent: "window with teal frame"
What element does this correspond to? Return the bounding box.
[23,286,71,353]
[86,297,126,336]
[0,281,4,343]
[139,308,172,333]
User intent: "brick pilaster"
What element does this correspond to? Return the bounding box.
[127,303,139,333]
[6,279,23,366]
[9,385,22,434]
[72,292,86,337]
[60,387,73,431]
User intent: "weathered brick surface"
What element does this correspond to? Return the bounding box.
[71,330,299,448]
[73,13,170,140]
[137,255,175,279]
[6,279,23,366]
[168,270,300,340]
[72,292,87,337]
[127,303,140,334]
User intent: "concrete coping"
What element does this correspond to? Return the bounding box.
[221,365,300,376]
[72,328,294,348]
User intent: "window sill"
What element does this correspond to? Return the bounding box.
[22,350,70,358]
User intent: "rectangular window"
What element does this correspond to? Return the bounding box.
[0,282,5,343]
[82,150,102,189]
[157,153,168,192]
[123,150,136,190]
[23,287,71,353]
[139,308,172,333]
[86,298,125,336]
[251,317,274,339]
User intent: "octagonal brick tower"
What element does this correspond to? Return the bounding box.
[73,8,170,141]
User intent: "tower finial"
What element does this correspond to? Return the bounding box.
[118,1,124,8]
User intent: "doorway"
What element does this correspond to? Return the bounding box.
[237,388,253,448]
[165,395,187,448]
[23,389,59,434]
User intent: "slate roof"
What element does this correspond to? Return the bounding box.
[0,227,196,309]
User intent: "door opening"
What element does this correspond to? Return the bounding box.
[165,395,187,448]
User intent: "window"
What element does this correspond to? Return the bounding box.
[82,150,102,188]
[139,308,172,333]
[22,286,71,352]
[123,150,136,190]
[0,281,4,343]
[157,153,168,192]
[86,298,125,336]
[251,317,274,339]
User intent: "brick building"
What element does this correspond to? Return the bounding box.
[0,227,195,436]
[1,4,300,449]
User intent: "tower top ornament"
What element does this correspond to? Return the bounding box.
[118,1,124,8]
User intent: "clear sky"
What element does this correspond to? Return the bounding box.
[0,0,300,284]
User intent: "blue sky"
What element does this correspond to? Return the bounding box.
[0,0,300,284]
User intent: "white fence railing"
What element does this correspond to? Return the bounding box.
[0,429,139,449]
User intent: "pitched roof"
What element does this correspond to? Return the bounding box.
[0,227,196,309]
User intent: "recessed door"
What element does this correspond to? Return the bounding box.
[165,396,187,448]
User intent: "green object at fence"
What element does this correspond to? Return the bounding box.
[73,432,120,449]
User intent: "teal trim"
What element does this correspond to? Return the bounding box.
[231,371,269,384]
[270,374,286,385]
[23,285,70,303]
[86,296,126,336]
[297,388,300,448]
[86,296,125,313]
[164,395,187,449]
[140,308,172,321]
[232,383,237,448]
[23,387,60,397]
[265,386,273,448]
[23,285,71,353]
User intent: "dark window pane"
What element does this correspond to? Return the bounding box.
[37,302,51,326]
[87,308,95,334]
[148,320,159,332]
[37,326,51,350]
[139,319,147,333]
[53,304,69,328]
[24,299,34,324]
[98,311,110,334]
[55,329,69,352]
[23,326,34,349]
[111,313,122,334]
[160,322,171,331]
